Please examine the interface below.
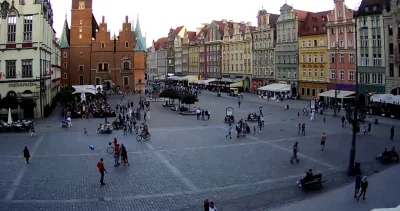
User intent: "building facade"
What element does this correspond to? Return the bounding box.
[205,21,224,78]
[326,0,356,92]
[252,8,279,90]
[298,11,330,99]
[221,20,253,90]
[356,0,386,99]
[155,38,168,78]
[182,30,195,76]
[59,0,146,92]
[383,0,400,95]
[276,4,309,94]
[188,34,200,76]
[174,34,182,74]
[147,40,158,81]
[0,0,61,118]
[167,26,185,75]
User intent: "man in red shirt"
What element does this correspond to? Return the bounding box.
[97,158,107,185]
[321,133,327,151]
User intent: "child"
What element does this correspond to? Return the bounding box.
[30,126,35,137]
[84,128,88,135]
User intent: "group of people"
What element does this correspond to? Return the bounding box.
[66,94,116,118]
[376,147,399,162]
[196,108,211,120]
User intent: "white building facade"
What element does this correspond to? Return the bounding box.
[0,0,61,118]
[147,41,158,81]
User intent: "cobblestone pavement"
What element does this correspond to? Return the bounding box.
[0,92,399,211]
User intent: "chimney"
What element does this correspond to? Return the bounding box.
[102,16,105,23]
[125,16,128,23]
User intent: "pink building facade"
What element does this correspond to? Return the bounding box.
[326,0,356,91]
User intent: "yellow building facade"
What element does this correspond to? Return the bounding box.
[221,22,253,90]
[189,43,200,75]
[298,11,329,99]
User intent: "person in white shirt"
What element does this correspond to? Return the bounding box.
[209,201,217,211]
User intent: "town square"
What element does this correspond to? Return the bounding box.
[1,0,400,210]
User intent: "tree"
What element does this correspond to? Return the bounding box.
[55,89,74,106]
[1,95,19,109]
[19,98,37,109]
[180,93,198,111]
[160,89,180,105]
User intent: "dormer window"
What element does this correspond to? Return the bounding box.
[373,6,377,11]
[79,1,85,9]
[338,11,342,17]
[365,7,369,12]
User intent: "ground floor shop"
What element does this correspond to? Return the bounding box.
[327,83,356,92]
[299,82,327,99]
[251,78,276,92]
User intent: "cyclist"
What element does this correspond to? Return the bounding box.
[141,123,149,136]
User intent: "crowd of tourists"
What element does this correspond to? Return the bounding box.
[65,94,116,119]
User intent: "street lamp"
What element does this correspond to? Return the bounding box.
[348,12,368,174]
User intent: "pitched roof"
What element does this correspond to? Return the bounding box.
[299,10,330,36]
[293,9,309,21]
[155,37,168,50]
[187,31,196,41]
[173,26,184,35]
[258,9,268,16]
[358,0,386,15]
[269,14,280,26]
[58,18,70,48]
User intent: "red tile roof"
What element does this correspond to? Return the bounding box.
[155,37,168,50]
[173,26,184,35]
[293,9,309,21]
[299,10,330,36]
[187,31,196,41]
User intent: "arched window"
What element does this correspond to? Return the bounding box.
[123,61,130,69]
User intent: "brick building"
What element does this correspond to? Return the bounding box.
[58,0,146,92]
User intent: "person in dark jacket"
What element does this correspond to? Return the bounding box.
[357,176,368,201]
[120,144,129,166]
[390,126,395,141]
[354,174,361,198]
[23,146,30,164]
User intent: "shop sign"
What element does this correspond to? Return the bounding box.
[9,82,39,88]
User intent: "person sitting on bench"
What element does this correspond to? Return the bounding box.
[376,148,389,160]
[390,147,399,162]
[301,169,313,183]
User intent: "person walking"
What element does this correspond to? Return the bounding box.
[390,126,395,141]
[114,144,121,167]
[258,120,262,132]
[238,100,241,109]
[30,125,35,137]
[120,144,129,166]
[367,123,371,136]
[357,176,368,201]
[297,123,301,135]
[23,146,30,164]
[290,142,299,164]
[354,174,361,198]
[341,116,345,128]
[147,110,151,121]
[320,132,327,150]
[226,124,232,139]
[97,158,107,185]
[301,123,306,136]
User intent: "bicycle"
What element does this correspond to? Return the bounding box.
[106,142,114,154]
[136,133,151,141]
[82,113,93,119]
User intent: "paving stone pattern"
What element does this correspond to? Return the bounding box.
[0,92,399,210]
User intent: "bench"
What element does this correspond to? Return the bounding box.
[297,174,325,187]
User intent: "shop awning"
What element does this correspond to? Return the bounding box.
[371,94,400,104]
[230,81,243,88]
[258,83,290,92]
[318,90,355,98]
[183,75,198,83]
[201,79,216,85]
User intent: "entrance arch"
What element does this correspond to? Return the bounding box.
[390,87,400,95]
[358,93,366,107]
[244,77,250,92]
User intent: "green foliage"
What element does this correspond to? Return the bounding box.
[1,95,19,109]
[159,89,180,99]
[181,93,198,105]
[55,88,75,105]
[19,98,37,109]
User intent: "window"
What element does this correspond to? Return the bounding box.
[302,40,305,47]
[314,55,317,63]
[80,20,83,25]
[338,11,342,17]
[80,52,83,57]
[331,41,335,47]
[348,70,354,80]
[320,55,324,63]
[390,63,394,77]
[339,27,344,33]
[63,73,68,79]
[377,74,383,84]
[365,73,370,83]
[301,88,305,96]
[79,27,82,33]
[125,41,129,48]
[339,69,344,80]
[308,40,311,47]
[320,69,324,77]
[79,65,84,71]
[340,54,344,63]
[7,16,17,42]
[308,55,312,63]
[339,40,344,47]
[349,54,354,63]
[123,61,130,69]
[302,55,306,62]
[388,25,393,36]
[331,28,335,34]
[23,15,33,42]
[63,52,67,58]
[63,62,67,68]
[79,1,85,9]
[314,69,318,77]
[79,76,84,85]
[6,61,16,78]
[314,40,317,47]
[22,60,33,77]
[331,54,335,63]
[79,34,82,39]
[360,73,365,83]
[307,88,310,96]
[104,63,109,71]
[101,43,105,48]
[319,39,323,46]
[308,69,312,77]
[389,43,394,54]
[98,63,103,71]
[302,69,306,76]
[372,73,377,83]
[330,69,336,80]
[95,77,101,85]
[348,40,353,46]
[312,89,316,97]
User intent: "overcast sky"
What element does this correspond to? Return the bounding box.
[52,0,360,47]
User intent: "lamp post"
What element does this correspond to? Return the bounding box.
[348,12,367,174]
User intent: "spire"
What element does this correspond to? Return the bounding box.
[134,13,147,51]
[58,14,70,48]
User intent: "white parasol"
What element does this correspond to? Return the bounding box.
[7,108,12,124]
[80,92,86,102]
